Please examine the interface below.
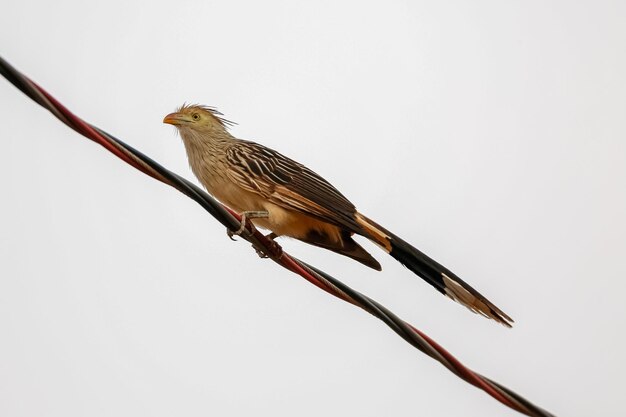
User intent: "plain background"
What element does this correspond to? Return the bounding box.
[1,1,625,416]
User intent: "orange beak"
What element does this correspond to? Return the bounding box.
[163,112,188,126]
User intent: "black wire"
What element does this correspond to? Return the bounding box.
[0,56,49,110]
[0,54,555,417]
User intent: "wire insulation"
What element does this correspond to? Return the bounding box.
[0,54,555,417]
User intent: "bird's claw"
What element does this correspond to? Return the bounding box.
[252,235,282,259]
[265,236,284,259]
[225,211,282,259]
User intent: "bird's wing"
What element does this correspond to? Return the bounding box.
[225,140,363,232]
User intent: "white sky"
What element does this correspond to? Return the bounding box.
[1,1,625,416]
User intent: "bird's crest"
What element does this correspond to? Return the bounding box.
[177,103,237,129]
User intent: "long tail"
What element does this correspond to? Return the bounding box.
[355,213,513,327]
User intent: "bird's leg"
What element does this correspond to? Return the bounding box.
[226,211,283,260]
[227,210,269,240]
[256,232,282,259]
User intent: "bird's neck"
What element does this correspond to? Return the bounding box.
[178,127,235,188]
[179,127,235,156]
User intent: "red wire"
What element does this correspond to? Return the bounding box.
[409,323,525,412]
[32,81,161,182]
[11,73,547,416]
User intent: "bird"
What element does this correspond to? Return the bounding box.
[163,104,513,327]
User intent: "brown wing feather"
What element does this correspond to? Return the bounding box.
[225,140,363,233]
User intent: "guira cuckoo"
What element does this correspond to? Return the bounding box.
[164,104,512,327]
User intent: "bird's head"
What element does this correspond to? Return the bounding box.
[163,104,235,133]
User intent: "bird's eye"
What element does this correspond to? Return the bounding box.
[192,113,200,121]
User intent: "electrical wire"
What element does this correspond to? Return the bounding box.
[0,54,555,417]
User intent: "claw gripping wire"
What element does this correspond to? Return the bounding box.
[0,55,554,417]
